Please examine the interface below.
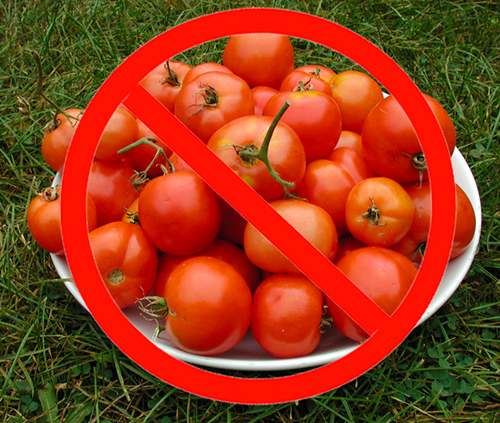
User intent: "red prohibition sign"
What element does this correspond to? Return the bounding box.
[61,8,456,404]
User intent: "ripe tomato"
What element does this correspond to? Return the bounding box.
[174,71,255,143]
[87,159,139,226]
[94,107,139,162]
[279,70,333,96]
[330,70,384,134]
[244,199,338,274]
[296,159,356,237]
[138,170,221,256]
[222,33,294,89]
[251,86,278,116]
[125,119,172,178]
[334,131,363,155]
[182,62,234,86]
[345,177,415,247]
[391,180,476,261]
[41,108,83,173]
[121,197,140,224]
[207,114,306,201]
[325,146,377,184]
[140,60,191,113]
[89,221,158,309]
[294,65,337,83]
[164,256,252,356]
[263,90,342,162]
[326,246,417,342]
[334,233,367,264]
[217,198,247,246]
[27,186,98,255]
[153,238,261,297]
[251,274,324,358]
[361,93,456,183]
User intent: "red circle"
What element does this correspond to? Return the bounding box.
[61,8,456,404]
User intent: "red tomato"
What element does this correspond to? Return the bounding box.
[125,119,172,178]
[251,274,324,358]
[361,93,456,183]
[174,71,255,143]
[244,199,338,275]
[294,65,337,83]
[94,107,138,162]
[121,197,140,224]
[391,181,476,261]
[345,177,415,247]
[334,233,367,264]
[138,170,221,256]
[153,238,261,297]
[89,221,158,309]
[334,131,363,155]
[207,115,306,201]
[164,256,252,356]
[296,159,355,237]
[217,198,247,246]
[27,186,98,255]
[182,62,234,86]
[223,33,294,89]
[41,108,83,173]
[279,70,333,96]
[330,70,384,134]
[263,90,342,162]
[325,146,378,184]
[251,86,279,116]
[87,159,139,226]
[140,60,191,113]
[326,246,417,342]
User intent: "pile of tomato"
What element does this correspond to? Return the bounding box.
[28,33,476,359]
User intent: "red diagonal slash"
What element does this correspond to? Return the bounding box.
[123,84,391,336]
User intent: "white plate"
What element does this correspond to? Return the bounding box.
[51,148,481,371]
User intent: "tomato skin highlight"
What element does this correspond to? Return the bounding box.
[251,274,324,358]
[138,170,221,256]
[326,246,417,342]
[89,221,158,309]
[164,256,252,356]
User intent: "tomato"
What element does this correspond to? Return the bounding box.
[296,159,355,237]
[334,131,363,155]
[164,256,252,356]
[125,119,172,178]
[263,90,342,162]
[41,108,83,173]
[330,70,384,134]
[27,186,98,255]
[207,115,306,201]
[138,170,221,256]
[294,65,336,83]
[334,233,367,264]
[361,93,456,184]
[325,147,377,184]
[345,177,415,247]
[217,198,247,246]
[94,107,139,162]
[89,221,158,309]
[87,159,139,226]
[244,199,338,275]
[122,197,140,224]
[182,62,234,86]
[153,238,261,297]
[326,246,417,342]
[251,274,324,358]
[222,33,294,89]
[174,71,255,143]
[140,60,191,113]
[279,70,333,96]
[251,86,279,116]
[391,181,476,261]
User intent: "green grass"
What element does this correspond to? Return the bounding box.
[1,0,499,421]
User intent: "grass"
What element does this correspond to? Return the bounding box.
[1,0,499,421]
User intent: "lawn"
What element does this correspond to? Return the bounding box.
[1,0,499,421]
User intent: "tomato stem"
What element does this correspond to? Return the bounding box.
[189,83,219,116]
[118,137,175,188]
[137,295,169,319]
[362,198,387,226]
[234,100,297,197]
[38,185,60,202]
[293,77,313,92]
[161,61,181,87]
[402,151,426,187]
